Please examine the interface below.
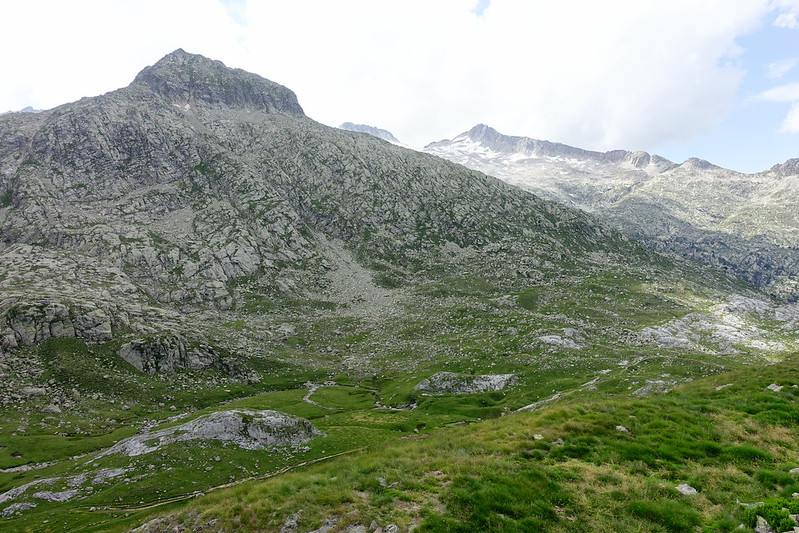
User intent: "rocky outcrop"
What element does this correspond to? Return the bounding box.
[0,300,112,349]
[415,372,517,394]
[117,335,219,374]
[639,296,799,354]
[97,410,322,458]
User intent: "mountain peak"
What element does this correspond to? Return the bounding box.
[131,49,304,115]
[339,122,400,143]
[768,157,799,177]
[681,157,719,171]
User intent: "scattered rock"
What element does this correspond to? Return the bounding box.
[632,379,678,397]
[533,434,544,440]
[280,511,302,533]
[20,386,46,397]
[307,517,339,533]
[92,468,129,485]
[517,393,560,412]
[715,383,734,391]
[737,499,765,509]
[767,383,784,392]
[675,483,698,495]
[41,404,61,414]
[755,515,775,533]
[276,323,297,339]
[538,334,584,349]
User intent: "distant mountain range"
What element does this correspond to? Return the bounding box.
[0,106,42,116]
[425,124,799,300]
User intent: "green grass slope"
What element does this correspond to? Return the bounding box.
[119,355,799,533]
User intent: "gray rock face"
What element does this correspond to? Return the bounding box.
[415,372,517,394]
[117,335,218,374]
[97,409,322,458]
[133,49,304,115]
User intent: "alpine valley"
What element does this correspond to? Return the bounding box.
[2,51,799,533]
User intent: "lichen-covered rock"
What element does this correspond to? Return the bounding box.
[414,372,517,394]
[2,502,37,517]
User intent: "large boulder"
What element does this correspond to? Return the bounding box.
[97,409,322,458]
[414,372,517,394]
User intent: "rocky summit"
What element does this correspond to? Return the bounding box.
[1,51,798,532]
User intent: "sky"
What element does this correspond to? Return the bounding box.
[1,0,798,173]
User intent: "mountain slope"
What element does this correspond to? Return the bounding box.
[122,355,799,533]
[426,125,799,300]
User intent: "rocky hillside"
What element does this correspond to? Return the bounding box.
[0,50,631,370]
[426,125,799,300]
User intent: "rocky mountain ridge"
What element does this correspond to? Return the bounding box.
[425,124,799,299]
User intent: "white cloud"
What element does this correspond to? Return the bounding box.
[767,58,798,78]
[761,82,799,102]
[772,0,799,27]
[779,102,799,132]
[0,0,775,151]
[0,0,244,112]
[775,12,799,27]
